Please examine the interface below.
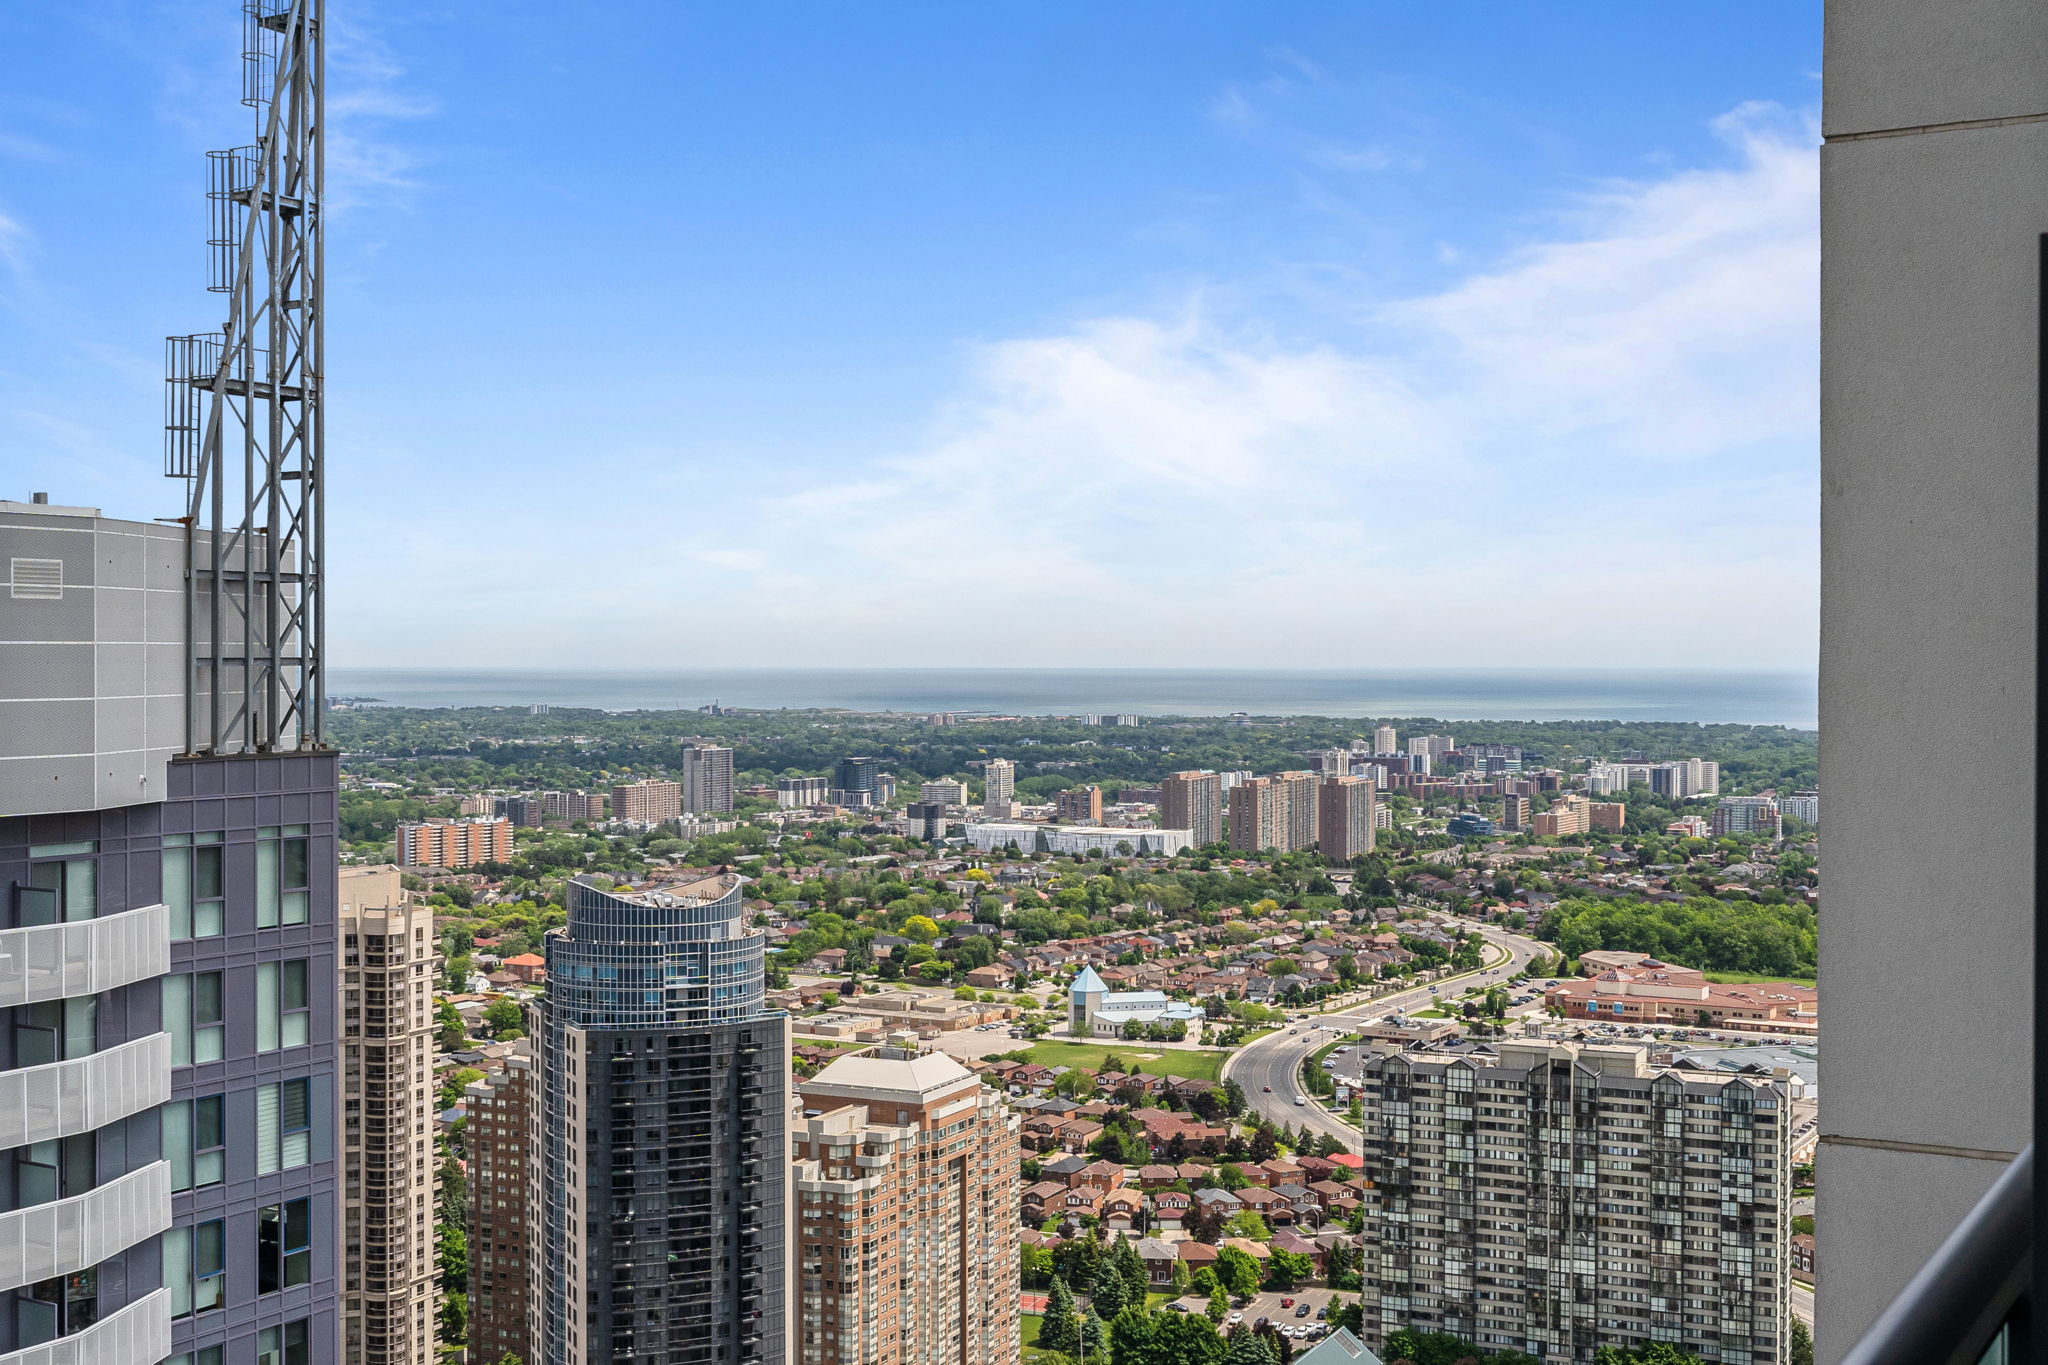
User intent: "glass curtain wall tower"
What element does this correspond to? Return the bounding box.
[534,873,788,1365]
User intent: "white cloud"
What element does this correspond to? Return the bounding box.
[0,208,30,272]
[323,10,435,212]
[340,105,1819,671]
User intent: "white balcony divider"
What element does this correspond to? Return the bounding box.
[0,1162,171,1295]
[0,1033,171,1150]
[0,905,170,1010]
[0,1289,170,1365]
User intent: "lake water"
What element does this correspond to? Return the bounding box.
[326,667,1817,728]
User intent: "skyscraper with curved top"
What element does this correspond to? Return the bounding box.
[533,872,788,1365]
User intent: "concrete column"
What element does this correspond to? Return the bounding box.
[1819,2,2048,1358]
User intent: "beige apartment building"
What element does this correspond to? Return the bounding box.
[1160,770,1223,847]
[1316,775,1376,862]
[1531,793,1625,837]
[466,1046,536,1365]
[541,788,609,822]
[396,816,513,868]
[793,1048,1021,1365]
[982,757,1016,818]
[1227,770,1320,853]
[1355,1040,1790,1365]
[610,777,683,824]
[1502,793,1532,831]
[338,866,440,1365]
[920,778,970,807]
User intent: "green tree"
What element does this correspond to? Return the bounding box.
[1150,1314,1228,1365]
[1214,1245,1261,1298]
[1206,1284,1229,1323]
[1108,1305,1154,1365]
[1593,1346,1708,1365]
[1040,1278,1079,1356]
[436,1222,468,1341]
[1262,1249,1314,1291]
[482,997,524,1038]
[1790,1321,1814,1365]
[1080,1306,1111,1360]
[1223,1324,1276,1365]
[436,1000,467,1050]
[437,1066,484,1113]
[1091,1258,1130,1318]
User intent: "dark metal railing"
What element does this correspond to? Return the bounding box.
[1835,1144,2031,1365]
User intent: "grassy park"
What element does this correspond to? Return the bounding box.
[1020,1040,1228,1084]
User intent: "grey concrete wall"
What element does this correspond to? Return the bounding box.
[1818,2,2048,1359]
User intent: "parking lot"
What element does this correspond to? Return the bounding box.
[1159,1286,1342,1345]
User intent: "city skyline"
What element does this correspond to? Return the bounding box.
[0,2,1818,671]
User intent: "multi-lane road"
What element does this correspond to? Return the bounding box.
[1222,920,1551,1150]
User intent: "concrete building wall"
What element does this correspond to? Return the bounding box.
[1818,2,2048,1357]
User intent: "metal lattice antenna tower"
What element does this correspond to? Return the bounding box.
[164,0,324,756]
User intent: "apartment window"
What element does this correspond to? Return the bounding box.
[257,826,310,928]
[257,960,311,1051]
[12,996,96,1067]
[163,973,225,1065]
[167,1350,224,1365]
[164,1096,226,1191]
[2,1134,95,1213]
[162,833,225,940]
[164,1220,225,1318]
[13,842,97,927]
[13,1267,97,1348]
[258,1198,312,1293]
[258,1079,313,1174]
[257,1321,310,1365]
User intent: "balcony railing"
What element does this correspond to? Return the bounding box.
[0,1163,171,1295]
[0,1033,172,1149]
[0,905,170,1010]
[0,1289,170,1365]
[1835,1143,2031,1365]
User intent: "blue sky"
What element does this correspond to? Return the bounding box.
[0,2,1821,670]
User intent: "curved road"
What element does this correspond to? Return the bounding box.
[1222,921,1551,1152]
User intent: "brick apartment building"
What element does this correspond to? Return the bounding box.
[396,817,513,869]
[793,1048,1020,1365]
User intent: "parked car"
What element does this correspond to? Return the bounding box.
[1295,1303,1312,1317]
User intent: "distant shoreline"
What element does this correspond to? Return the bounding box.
[326,666,1817,729]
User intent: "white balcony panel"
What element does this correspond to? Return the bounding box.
[0,1034,171,1149]
[0,905,169,1010]
[0,1289,170,1365]
[0,1162,170,1295]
